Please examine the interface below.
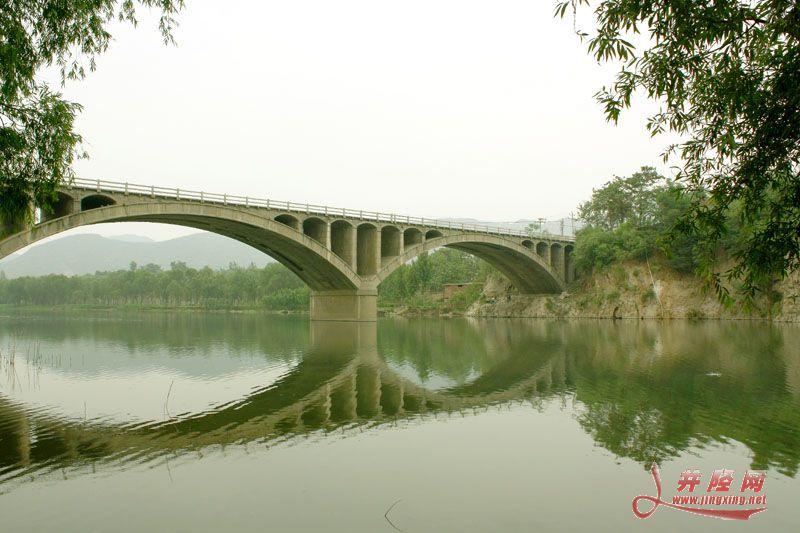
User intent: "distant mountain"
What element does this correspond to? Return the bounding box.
[107,234,155,243]
[0,233,274,279]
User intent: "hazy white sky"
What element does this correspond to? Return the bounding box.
[53,0,670,240]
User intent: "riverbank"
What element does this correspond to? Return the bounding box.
[4,259,798,321]
[467,261,800,322]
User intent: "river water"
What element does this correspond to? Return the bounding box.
[0,311,798,532]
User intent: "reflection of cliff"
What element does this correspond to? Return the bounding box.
[1,317,799,487]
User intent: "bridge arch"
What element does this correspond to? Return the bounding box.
[302,217,327,246]
[41,191,75,222]
[80,194,116,211]
[403,228,422,250]
[275,214,300,230]
[380,225,401,261]
[0,203,360,291]
[376,233,565,294]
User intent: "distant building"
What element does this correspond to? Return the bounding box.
[443,282,481,301]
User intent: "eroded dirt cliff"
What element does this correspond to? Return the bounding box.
[468,261,800,321]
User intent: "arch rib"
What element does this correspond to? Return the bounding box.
[0,203,360,292]
[376,234,564,294]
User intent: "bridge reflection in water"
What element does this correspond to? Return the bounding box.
[1,316,799,486]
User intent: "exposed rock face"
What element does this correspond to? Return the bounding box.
[468,262,800,322]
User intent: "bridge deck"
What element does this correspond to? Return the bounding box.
[57,178,574,242]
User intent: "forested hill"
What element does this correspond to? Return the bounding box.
[0,233,273,278]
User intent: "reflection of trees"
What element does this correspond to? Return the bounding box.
[377,318,568,386]
[567,321,800,476]
[1,316,799,488]
[378,318,800,477]
[0,311,308,362]
[377,318,490,384]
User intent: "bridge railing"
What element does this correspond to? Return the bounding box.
[65,178,575,241]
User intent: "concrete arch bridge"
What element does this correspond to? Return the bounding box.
[0,179,576,320]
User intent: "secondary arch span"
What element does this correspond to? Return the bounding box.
[375,233,565,294]
[0,202,360,291]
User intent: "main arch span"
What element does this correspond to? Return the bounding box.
[0,179,576,320]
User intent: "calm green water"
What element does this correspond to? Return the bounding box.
[0,312,799,532]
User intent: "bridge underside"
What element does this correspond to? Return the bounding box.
[100,212,377,321]
[117,213,359,292]
[0,188,575,321]
[447,242,563,294]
